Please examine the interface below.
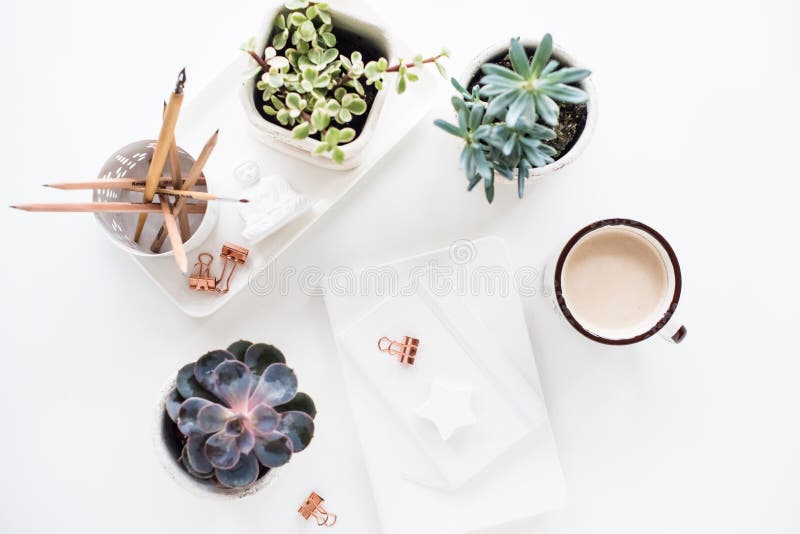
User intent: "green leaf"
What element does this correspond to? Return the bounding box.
[339,128,356,143]
[307,48,322,65]
[272,30,289,50]
[305,5,319,19]
[434,60,447,79]
[406,72,419,82]
[292,121,311,139]
[481,63,525,82]
[541,83,588,104]
[262,105,277,116]
[339,55,352,69]
[325,128,341,145]
[318,9,331,24]
[337,108,352,123]
[543,67,591,84]
[321,32,336,47]
[346,96,367,115]
[301,66,317,81]
[311,108,330,131]
[276,108,291,125]
[286,92,302,109]
[396,75,407,94]
[348,78,365,95]
[433,118,466,138]
[270,95,285,109]
[298,20,316,41]
[530,33,553,77]
[451,78,471,98]
[322,48,339,64]
[288,12,306,26]
[508,38,531,78]
[296,40,309,54]
[534,94,559,125]
[313,142,329,155]
[276,14,286,30]
[314,74,331,88]
[332,147,345,164]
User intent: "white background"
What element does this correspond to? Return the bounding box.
[1,0,799,532]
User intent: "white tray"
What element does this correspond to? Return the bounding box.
[131,46,437,317]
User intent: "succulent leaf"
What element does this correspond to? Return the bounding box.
[185,435,213,474]
[205,431,240,469]
[253,432,294,468]
[435,34,589,202]
[176,363,218,402]
[275,392,317,419]
[194,350,235,389]
[226,340,253,361]
[250,404,281,434]
[210,360,253,411]
[215,452,260,489]
[165,387,183,423]
[277,411,315,452]
[243,343,286,375]
[197,403,233,434]
[250,363,298,407]
[177,398,213,436]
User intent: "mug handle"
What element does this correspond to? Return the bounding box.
[659,317,687,344]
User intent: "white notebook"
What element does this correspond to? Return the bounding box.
[323,237,566,534]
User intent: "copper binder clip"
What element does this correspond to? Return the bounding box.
[189,253,216,292]
[215,242,249,294]
[298,492,337,527]
[378,336,420,365]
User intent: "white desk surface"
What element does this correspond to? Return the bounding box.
[1,0,798,532]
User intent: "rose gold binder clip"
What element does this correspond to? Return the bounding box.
[378,336,419,365]
[189,253,216,292]
[216,242,249,294]
[298,491,337,527]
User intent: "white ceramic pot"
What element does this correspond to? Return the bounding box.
[153,379,277,499]
[240,4,393,170]
[459,38,598,182]
[94,139,219,258]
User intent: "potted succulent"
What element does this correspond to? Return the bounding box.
[240,0,448,169]
[435,35,597,202]
[155,340,316,497]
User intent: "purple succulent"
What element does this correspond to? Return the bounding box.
[165,341,316,489]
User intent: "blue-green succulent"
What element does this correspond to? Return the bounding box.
[435,35,591,203]
[165,340,316,490]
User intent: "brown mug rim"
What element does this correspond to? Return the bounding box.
[553,218,682,345]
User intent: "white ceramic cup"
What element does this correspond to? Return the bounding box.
[94,139,219,258]
[544,218,687,345]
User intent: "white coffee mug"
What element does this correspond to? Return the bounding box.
[544,218,687,345]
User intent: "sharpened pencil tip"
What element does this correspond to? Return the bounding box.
[9,205,18,209]
[42,184,50,187]
[240,199,250,203]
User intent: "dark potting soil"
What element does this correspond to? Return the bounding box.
[253,25,384,143]
[467,48,588,161]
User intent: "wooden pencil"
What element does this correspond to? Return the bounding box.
[44,178,207,190]
[165,100,191,241]
[150,129,219,252]
[10,202,207,214]
[134,69,186,242]
[159,198,188,273]
[128,186,245,203]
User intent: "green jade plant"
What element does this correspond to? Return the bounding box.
[165,340,316,490]
[435,35,591,203]
[242,0,448,163]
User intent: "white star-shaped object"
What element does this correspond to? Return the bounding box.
[415,379,477,441]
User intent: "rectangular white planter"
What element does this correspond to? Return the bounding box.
[240,4,394,170]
